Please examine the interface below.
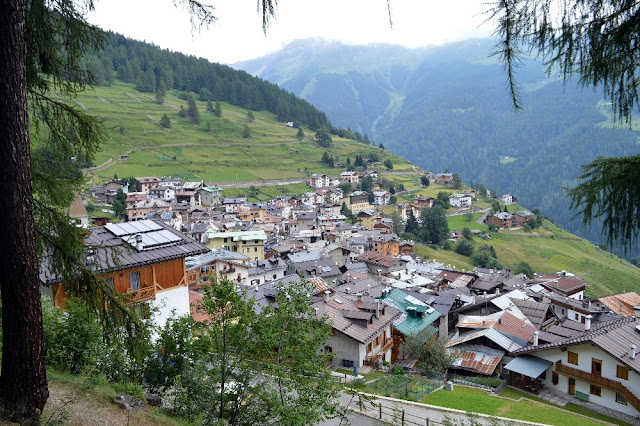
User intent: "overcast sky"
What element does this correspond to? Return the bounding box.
[88,1,494,65]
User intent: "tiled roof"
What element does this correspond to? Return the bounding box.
[598,292,640,317]
[511,298,550,329]
[356,252,399,268]
[511,317,640,373]
[313,293,401,344]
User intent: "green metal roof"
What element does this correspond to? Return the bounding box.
[381,288,441,336]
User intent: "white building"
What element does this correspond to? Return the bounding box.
[506,317,640,419]
[449,193,473,208]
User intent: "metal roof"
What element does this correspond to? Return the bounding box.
[504,355,552,378]
[40,220,209,285]
[450,344,504,375]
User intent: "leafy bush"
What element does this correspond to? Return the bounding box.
[42,297,103,374]
[455,239,474,256]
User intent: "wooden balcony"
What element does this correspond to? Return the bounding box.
[364,338,394,366]
[555,361,640,411]
[124,285,155,305]
[186,270,198,285]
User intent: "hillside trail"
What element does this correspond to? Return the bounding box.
[44,381,159,426]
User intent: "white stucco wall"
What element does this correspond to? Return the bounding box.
[534,344,640,417]
[150,285,191,331]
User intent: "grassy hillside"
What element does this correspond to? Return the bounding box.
[414,214,640,297]
[71,81,414,184]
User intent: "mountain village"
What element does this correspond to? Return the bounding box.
[49,169,640,424]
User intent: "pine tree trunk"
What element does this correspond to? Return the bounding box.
[0,0,49,422]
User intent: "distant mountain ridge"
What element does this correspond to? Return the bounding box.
[233,38,640,254]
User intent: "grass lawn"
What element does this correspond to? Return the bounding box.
[447,213,487,232]
[422,386,610,426]
[500,387,630,425]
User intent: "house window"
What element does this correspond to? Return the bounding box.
[105,277,114,288]
[375,336,380,347]
[592,358,602,376]
[575,313,579,321]
[616,393,628,405]
[129,271,140,290]
[552,372,559,385]
[254,247,258,252]
[224,238,228,243]
[590,385,601,397]
[567,351,578,365]
[366,343,372,354]
[617,365,629,380]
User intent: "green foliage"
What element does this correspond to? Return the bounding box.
[452,173,462,189]
[42,297,150,382]
[145,315,204,394]
[338,183,352,195]
[389,195,397,204]
[455,239,474,256]
[401,332,454,374]
[462,227,473,240]
[186,93,200,124]
[296,126,304,140]
[464,212,474,222]
[172,278,337,424]
[384,159,393,170]
[315,128,333,147]
[42,297,103,374]
[321,151,334,168]
[214,101,222,117]
[513,261,535,278]
[567,154,640,253]
[111,188,126,217]
[421,175,430,187]
[473,244,504,269]
[247,111,255,122]
[359,175,374,193]
[242,124,252,139]
[419,206,450,244]
[160,114,171,128]
[392,211,405,235]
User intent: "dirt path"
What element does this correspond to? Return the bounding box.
[44,381,159,426]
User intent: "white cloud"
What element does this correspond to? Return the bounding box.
[88,0,493,64]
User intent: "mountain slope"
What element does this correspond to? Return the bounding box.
[234,38,640,254]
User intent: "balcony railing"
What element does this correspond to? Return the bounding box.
[186,270,198,285]
[220,267,236,274]
[555,361,640,412]
[124,285,155,305]
[364,338,395,366]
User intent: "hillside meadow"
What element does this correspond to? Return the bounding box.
[415,216,640,297]
[69,81,414,184]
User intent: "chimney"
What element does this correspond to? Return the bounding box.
[376,301,381,319]
[135,233,143,251]
[585,315,592,331]
[324,290,330,303]
[356,292,363,302]
[634,306,640,318]
[632,344,637,360]
[495,288,500,295]
[533,331,539,346]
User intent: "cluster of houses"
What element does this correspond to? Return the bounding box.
[58,174,640,421]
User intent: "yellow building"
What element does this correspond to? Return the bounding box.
[205,229,267,260]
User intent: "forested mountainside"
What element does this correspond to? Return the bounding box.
[235,38,640,255]
[82,33,332,131]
